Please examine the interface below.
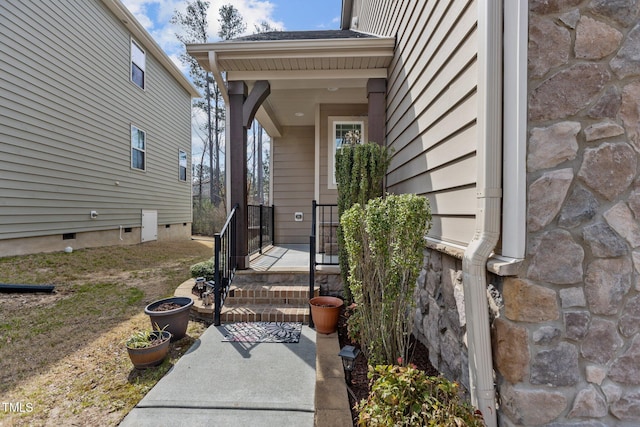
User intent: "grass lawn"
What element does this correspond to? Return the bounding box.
[0,239,213,426]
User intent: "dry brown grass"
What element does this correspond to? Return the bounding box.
[0,239,213,426]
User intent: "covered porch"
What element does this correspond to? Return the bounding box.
[186,30,395,270]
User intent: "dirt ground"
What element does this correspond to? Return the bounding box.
[0,239,213,426]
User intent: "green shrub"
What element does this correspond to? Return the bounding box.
[342,193,430,365]
[357,365,485,427]
[190,259,214,281]
[335,141,390,301]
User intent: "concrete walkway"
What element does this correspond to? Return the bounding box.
[120,325,352,427]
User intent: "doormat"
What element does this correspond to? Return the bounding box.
[221,322,302,343]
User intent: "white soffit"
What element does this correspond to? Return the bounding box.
[187,36,394,131]
[189,37,395,74]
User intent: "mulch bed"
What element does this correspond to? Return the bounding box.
[337,305,440,426]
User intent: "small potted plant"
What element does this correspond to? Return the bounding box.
[144,296,194,341]
[125,327,171,369]
[309,296,344,334]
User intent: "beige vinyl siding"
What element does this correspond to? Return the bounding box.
[0,0,192,240]
[352,0,478,246]
[272,126,314,244]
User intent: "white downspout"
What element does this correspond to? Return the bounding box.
[462,1,502,427]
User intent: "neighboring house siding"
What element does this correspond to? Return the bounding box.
[353,0,478,246]
[0,0,192,244]
[272,126,314,244]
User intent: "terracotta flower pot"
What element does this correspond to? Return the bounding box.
[144,296,194,341]
[126,330,171,369]
[310,296,344,334]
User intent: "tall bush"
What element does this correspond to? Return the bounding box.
[335,141,389,301]
[341,193,431,365]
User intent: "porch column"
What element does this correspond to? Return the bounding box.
[228,81,249,269]
[367,78,386,145]
[228,80,271,270]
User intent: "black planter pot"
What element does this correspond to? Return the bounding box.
[144,296,194,342]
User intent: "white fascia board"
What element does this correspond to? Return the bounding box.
[195,37,395,56]
[227,69,388,82]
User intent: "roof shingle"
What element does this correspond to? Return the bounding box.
[230,29,376,42]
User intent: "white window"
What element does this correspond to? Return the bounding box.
[131,39,145,89]
[327,117,367,189]
[179,149,187,181]
[131,125,146,171]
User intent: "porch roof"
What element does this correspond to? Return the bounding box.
[186,31,395,136]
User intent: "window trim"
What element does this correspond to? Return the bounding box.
[327,116,367,189]
[131,125,146,171]
[130,38,146,89]
[179,149,187,182]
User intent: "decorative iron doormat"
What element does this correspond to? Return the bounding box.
[221,322,302,343]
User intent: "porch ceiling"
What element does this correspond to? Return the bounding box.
[186,34,395,135]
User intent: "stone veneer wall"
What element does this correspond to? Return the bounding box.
[413,249,472,394]
[415,1,640,425]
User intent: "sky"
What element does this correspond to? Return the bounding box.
[121,0,343,72]
[120,0,343,165]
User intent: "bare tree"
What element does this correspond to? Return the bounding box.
[171,1,224,205]
[216,4,246,205]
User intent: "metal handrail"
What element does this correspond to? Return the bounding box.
[213,203,239,325]
[310,201,317,328]
[248,204,274,255]
[309,200,339,327]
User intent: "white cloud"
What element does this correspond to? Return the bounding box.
[122,0,284,54]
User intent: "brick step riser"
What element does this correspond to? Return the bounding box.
[219,311,310,324]
[229,288,317,298]
[226,297,313,306]
[229,283,317,296]
[232,273,310,285]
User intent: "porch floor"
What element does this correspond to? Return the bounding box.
[250,244,339,272]
[251,244,309,271]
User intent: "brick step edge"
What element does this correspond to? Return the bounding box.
[229,284,319,299]
[226,296,316,305]
[232,271,311,285]
[219,305,311,323]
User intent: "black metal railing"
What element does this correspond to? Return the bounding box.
[309,200,339,327]
[213,203,239,325]
[248,204,274,255]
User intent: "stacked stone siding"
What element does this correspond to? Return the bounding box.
[415,1,640,425]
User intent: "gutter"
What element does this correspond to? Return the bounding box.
[209,51,229,105]
[462,1,502,427]
[341,0,354,30]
